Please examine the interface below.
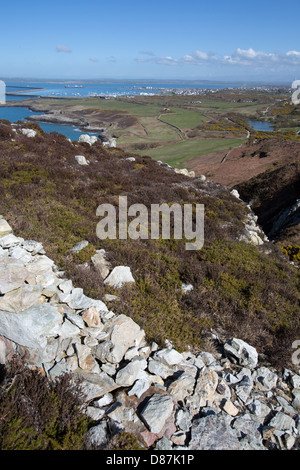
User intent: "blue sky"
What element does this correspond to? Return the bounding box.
[1,0,299,82]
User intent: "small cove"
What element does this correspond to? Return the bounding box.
[0,105,98,141]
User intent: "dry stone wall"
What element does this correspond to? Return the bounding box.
[0,216,299,450]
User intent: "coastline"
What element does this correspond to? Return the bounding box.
[1,98,114,143]
[2,98,104,131]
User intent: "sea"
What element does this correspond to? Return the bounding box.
[0,79,246,141]
[4,80,245,99]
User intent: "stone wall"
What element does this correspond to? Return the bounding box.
[0,217,299,450]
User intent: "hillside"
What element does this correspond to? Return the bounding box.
[236,149,300,244]
[186,136,300,252]
[1,217,299,451]
[0,119,299,368]
[188,138,300,187]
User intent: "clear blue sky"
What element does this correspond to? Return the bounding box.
[1,0,299,82]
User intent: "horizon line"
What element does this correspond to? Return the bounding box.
[0,77,291,86]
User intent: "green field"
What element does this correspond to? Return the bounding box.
[194,99,269,115]
[44,97,164,117]
[118,116,179,144]
[159,108,207,129]
[23,90,280,169]
[134,137,245,168]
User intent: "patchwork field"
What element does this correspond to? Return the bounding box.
[12,87,295,171]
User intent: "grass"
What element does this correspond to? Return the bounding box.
[31,97,163,117]
[135,137,245,168]
[117,116,179,144]
[159,108,207,129]
[193,99,268,113]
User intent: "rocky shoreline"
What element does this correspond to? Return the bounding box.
[0,216,299,450]
[4,101,116,146]
[28,112,117,146]
[29,112,87,127]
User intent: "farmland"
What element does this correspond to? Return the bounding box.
[11,86,295,171]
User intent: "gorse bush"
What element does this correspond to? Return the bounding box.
[281,244,300,263]
[0,357,90,450]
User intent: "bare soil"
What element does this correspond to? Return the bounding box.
[188,139,300,188]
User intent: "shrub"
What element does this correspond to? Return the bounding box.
[105,431,145,450]
[281,243,300,263]
[0,357,90,450]
[0,121,14,139]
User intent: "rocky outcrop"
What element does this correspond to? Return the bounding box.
[104,266,135,289]
[231,189,267,246]
[0,217,13,238]
[0,217,300,450]
[29,113,86,127]
[20,128,37,138]
[79,134,98,146]
[77,133,116,148]
[97,130,117,148]
[75,155,89,166]
[13,118,117,148]
[240,211,267,246]
[174,168,195,178]
[268,198,300,240]
[235,156,300,244]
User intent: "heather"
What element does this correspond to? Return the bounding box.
[0,357,89,450]
[0,120,300,366]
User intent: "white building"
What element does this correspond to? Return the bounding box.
[0,80,6,104]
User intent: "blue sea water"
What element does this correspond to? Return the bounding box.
[0,106,42,122]
[5,80,243,99]
[35,122,98,141]
[0,106,97,141]
[4,94,33,101]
